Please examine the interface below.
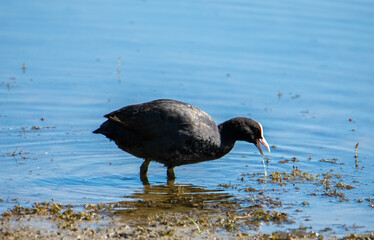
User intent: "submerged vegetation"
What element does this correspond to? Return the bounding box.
[1,194,373,239]
[0,189,291,239]
[245,166,356,203]
[1,162,372,239]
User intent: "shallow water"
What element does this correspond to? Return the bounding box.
[1,0,374,236]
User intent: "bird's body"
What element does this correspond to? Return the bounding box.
[93,99,269,181]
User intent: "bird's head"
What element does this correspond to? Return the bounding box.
[221,117,270,156]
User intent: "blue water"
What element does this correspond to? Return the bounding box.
[1,0,374,236]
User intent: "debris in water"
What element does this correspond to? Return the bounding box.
[291,94,300,99]
[278,91,282,100]
[355,142,359,168]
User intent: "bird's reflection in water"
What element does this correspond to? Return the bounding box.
[112,181,235,222]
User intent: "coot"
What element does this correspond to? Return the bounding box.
[93,99,270,180]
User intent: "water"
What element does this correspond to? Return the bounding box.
[1,0,374,236]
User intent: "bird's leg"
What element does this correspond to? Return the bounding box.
[140,159,150,175]
[167,167,176,180]
[140,159,150,185]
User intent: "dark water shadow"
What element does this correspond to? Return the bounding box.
[112,181,235,222]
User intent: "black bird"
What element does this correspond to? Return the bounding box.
[93,99,270,181]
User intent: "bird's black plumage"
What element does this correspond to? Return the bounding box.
[93,99,270,181]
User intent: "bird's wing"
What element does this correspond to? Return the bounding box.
[104,100,196,139]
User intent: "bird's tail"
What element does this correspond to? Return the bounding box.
[92,120,118,138]
[92,128,102,134]
[93,120,112,134]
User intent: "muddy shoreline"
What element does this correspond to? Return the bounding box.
[1,189,373,239]
[2,167,374,239]
[0,201,319,239]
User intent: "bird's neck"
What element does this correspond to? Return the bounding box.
[217,121,237,157]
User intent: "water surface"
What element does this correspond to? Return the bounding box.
[1,0,374,236]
